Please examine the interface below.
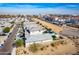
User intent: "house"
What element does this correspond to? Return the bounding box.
[24,19,59,47]
[24,22,45,35]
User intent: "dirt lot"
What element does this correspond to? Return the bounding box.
[60,26,79,54]
[32,18,63,33]
[16,39,77,55]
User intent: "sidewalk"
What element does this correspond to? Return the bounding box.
[11,47,16,55]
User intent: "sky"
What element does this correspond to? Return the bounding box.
[0,3,79,15]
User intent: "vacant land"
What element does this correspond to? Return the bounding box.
[16,39,77,55]
[32,18,63,33]
[60,26,79,54]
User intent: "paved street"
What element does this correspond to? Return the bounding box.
[0,20,20,55]
[60,26,79,37]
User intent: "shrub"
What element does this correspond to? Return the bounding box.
[15,39,24,47]
[50,43,55,47]
[59,36,63,39]
[29,43,38,53]
[60,41,64,44]
[47,28,52,31]
[40,47,44,51]
[36,22,39,24]
[46,45,49,47]
[3,27,10,33]
[40,46,45,51]
[60,40,67,45]
[43,31,47,33]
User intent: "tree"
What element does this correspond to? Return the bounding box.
[3,27,10,33]
[52,35,57,40]
[15,39,24,47]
